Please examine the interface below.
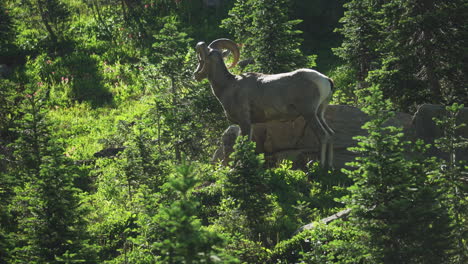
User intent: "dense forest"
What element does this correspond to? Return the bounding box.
[0,0,467,263]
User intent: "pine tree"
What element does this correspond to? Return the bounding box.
[151,16,195,161]
[9,88,94,263]
[118,120,167,199]
[343,85,453,263]
[334,0,384,87]
[136,164,237,263]
[0,79,19,171]
[222,0,313,73]
[367,0,468,110]
[433,103,468,263]
[224,136,272,241]
[0,80,23,263]
[336,0,468,110]
[9,0,71,46]
[0,2,14,55]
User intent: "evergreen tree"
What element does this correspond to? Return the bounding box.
[136,164,237,263]
[9,88,94,263]
[0,170,14,263]
[334,0,384,87]
[118,120,167,200]
[0,2,15,55]
[224,136,272,241]
[343,85,453,263]
[151,16,195,161]
[433,103,468,263]
[369,0,468,110]
[222,0,313,73]
[0,80,23,263]
[0,80,19,171]
[336,0,468,110]
[9,0,71,47]
[152,16,192,76]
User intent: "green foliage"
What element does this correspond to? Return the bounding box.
[342,85,453,263]
[0,2,15,55]
[216,139,350,260]
[305,162,351,218]
[8,87,95,263]
[223,136,271,239]
[434,103,468,167]
[1,1,465,263]
[334,0,383,82]
[0,79,20,148]
[0,80,24,262]
[376,0,467,109]
[150,16,196,161]
[22,53,113,107]
[10,88,50,180]
[222,0,314,73]
[290,0,344,72]
[118,121,168,196]
[328,65,358,105]
[433,103,468,263]
[151,16,192,78]
[124,164,238,264]
[272,220,368,264]
[269,161,313,227]
[146,61,228,161]
[8,0,72,50]
[154,165,231,263]
[335,0,468,110]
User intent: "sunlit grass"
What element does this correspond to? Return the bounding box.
[48,96,154,160]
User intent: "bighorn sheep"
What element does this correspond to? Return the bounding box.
[194,38,335,167]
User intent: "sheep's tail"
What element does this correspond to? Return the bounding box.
[328,78,334,92]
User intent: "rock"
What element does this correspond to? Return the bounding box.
[252,105,412,168]
[212,125,240,165]
[412,104,468,161]
[213,104,467,168]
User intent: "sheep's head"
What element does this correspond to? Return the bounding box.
[194,38,240,81]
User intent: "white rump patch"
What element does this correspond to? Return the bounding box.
[303,69,331,107]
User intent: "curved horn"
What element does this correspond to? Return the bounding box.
[208,38,240,69]
[195,42,208,74]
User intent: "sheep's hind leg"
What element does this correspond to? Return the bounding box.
[303,112,330,167]
[317,101,334,168]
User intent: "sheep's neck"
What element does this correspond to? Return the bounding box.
[208,62,235,99]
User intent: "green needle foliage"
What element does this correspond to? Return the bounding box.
[433,103,468,263]
[0,2,15,55]
[149,164,237,264]
[0,1,466,262]
[335,0,468,111]
[222,0,314,73]
[224,136,272,241]
[8,88,94,263]
[343,85,453,264]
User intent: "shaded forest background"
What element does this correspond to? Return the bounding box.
[0,0,467,263]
